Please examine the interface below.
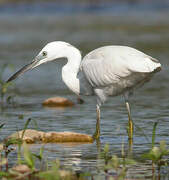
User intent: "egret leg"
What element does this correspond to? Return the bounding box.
[124,97,134,141]
[93,104,100,140]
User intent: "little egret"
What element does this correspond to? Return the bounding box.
[7,41,161,140]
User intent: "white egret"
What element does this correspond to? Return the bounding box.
[7,41,161,140]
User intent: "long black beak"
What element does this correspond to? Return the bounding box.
[7,59,39,83]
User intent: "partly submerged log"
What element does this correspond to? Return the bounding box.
[42,97,74,107]
[7,129,93,144]
[42,131,93,143]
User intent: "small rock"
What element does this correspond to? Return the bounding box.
[12,164,31,174]
[42,97,74,107]
[59,170,80,180]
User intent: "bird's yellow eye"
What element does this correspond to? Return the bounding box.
[42,51,47,56]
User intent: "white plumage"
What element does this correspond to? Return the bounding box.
[81,46,161,104]
[7,41,161,140]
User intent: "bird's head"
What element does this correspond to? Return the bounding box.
[37,41,73,65]
[7,41,73,82]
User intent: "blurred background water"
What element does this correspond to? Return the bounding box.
[0,0,169,178]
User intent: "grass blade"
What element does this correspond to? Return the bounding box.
[134,123,150,143]
[21,118,32,139]
[152,121,158,149]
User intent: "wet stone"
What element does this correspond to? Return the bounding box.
[12,164,31,174]
[42,97,74,107]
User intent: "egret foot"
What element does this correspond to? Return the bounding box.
[92,128,100,140]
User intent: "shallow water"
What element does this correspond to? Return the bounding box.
[0,3,169,179]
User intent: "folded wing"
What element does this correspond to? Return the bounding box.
[81,46,161,89]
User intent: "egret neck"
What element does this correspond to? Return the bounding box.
[61,46,82,95]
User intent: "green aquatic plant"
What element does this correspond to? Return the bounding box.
[22,142,36,170]
[37,160,61,180]
[0,117,38,179]
[0,141,78,180]
[1,117,32,172]
[0,123,16,172]
[0,116,79,180]
[142,122,169,179]
[0,63,14,106]
[0,142,44,179]
[152,121,158,149]
[143,141,169,179]
[100,144,136,180]
[22,141,43,171]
